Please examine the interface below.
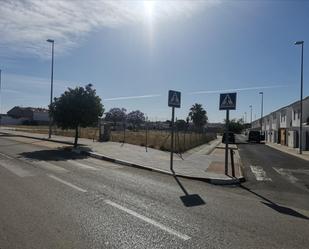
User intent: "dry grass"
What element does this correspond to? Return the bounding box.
[110,130,216,153]
[7,125,216,152]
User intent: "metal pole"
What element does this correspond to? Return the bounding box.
[259,92,263,132]
[0,69,2,127]
[48,41,54,139]
[300,43,304,154]
[250,105,252,124]
[170,107,175,173]
[145,116,148,152]
[225,110,229,175]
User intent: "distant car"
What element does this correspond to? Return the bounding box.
[248,131,261,143]
[222,132,235,144]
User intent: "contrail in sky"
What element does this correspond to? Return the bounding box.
[103,85,290,101]
[188,85,290,95]
[104,94,161,101]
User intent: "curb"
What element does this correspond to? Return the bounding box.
[1,129,244,185]
[76,149,243,185]
[265,143,309,162]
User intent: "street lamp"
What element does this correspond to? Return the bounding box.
[259,92,264,132]
[47,39,54,139]
[295,40,304,154]
[0,69,2,126]
[249,105,253,124]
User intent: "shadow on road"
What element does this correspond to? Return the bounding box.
[240,184,308,220]
[19,148,88,161]
[173,175,206,207]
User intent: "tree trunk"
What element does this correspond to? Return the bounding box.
[74,126,79,148]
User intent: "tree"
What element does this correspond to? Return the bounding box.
[127,110,145,130]
[105,108,127,128]
[225,118,245,134]
[175,119,187,131]
[50,84,104,147]
[188,103,208,131]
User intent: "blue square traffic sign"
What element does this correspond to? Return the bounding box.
[168,90,181,108]
[219,93,237,110]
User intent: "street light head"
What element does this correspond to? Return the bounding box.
[259,92,263,95]
[294,41,304,45]
[46,39,54,43]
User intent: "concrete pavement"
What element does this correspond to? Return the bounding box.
[0,127,244,184]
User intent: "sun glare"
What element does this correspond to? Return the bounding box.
[144,0,155,19]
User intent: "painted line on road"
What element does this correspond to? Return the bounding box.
[104,199,191,241]
[272,168,298,184]
[0,161,35,177]
[0,152,14,160]
[47,174,87,193]
[34,161,69,173]
[67,160,99,170]
[250,165,272,181]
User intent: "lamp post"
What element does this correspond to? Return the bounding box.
[0,69,2,126]
[259,92,264,132]
[295,40,304,154]
[47,39,54,139]
[249,105,253,124]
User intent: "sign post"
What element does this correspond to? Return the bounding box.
[168,90,181,173]
[219,92,237,175]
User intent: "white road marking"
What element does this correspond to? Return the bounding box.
[34,161,69,173]
[87,158,124,169]
[104,200,191,241]
[273,168,298,183]
[250,165,272,181]
[47,174,87,193]
[0,152,14,160]
[0,161,35,177]
[67,160,98,170]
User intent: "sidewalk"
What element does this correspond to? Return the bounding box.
[266,142,309,161]
[0,127,244,184]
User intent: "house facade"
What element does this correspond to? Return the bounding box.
[6,106,49,125]
[250,96,309,151]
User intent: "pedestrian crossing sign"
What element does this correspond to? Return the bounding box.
[168,90,181,108]
[219,93,237,110]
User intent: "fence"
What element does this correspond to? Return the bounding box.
[7,125,216,153]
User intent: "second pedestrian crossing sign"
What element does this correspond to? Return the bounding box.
[219,92,237,110]
[168,90,181,108]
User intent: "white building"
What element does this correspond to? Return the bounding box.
[250,96,309,151]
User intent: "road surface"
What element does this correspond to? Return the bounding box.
[0,134,308,249]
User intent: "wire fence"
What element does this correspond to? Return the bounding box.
[7,124,216,153]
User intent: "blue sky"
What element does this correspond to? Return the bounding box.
[0,0,308,122]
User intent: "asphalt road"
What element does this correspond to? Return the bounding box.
[0,134,309,249]
[237,134,309,211]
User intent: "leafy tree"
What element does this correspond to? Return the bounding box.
[175,119,187,131]
[50,84,104,147]
[127,110,145,130]
[188,103,208,131]
[225,118,245,134]
[105,108,127,128]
